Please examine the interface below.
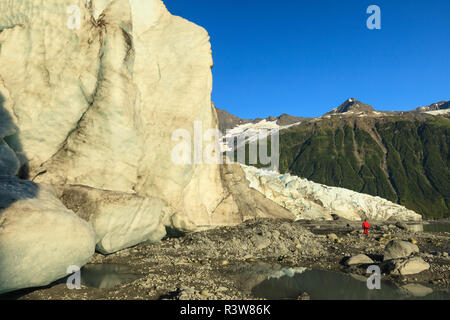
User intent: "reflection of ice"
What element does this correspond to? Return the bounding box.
[424,223,450,233]
[253,269,403,300]
[81,264,143,289]
[268,267,308,280]
[406,223,450,233]
[406,224,424,232]
[252,269,450,300]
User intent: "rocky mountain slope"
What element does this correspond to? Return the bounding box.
[415,101,450,113]
[325,98,375,115]
[215,105,308,132]
[280,114,449,219]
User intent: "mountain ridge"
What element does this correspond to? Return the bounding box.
[215,104,308,132]
[216,98,450,131]
[217,98,450,219]
[325,98,375,115]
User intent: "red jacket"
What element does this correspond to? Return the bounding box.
[362,221,370,229]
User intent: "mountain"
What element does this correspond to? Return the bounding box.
[415,101,450,112]
[215,106,253,132]
[214,104,308,132]
[219,99,450,219]
[277,113,311,126]
[279,114,449,219]
[325,98,375,115]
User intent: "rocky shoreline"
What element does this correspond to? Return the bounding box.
[3,218,449,300]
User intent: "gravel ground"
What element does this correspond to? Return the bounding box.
[2,218,449,300]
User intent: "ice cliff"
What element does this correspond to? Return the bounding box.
[243,165,422,222]
[0,0,294,293]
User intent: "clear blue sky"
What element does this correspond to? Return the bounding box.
[164,0,450,118]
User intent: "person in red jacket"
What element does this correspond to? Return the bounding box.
[362,219,370,236]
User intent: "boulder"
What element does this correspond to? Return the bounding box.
[327,233,338,241]
[0,177,96,294]
[253,235,271,250]
[345,254,375,266]
[383,240,419,261]
[391,257,430,276]
[59,185,167,254]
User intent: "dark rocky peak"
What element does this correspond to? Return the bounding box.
[415,101,450,112]
[326,98,375,115]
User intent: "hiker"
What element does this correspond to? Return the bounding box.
[362,219,370,236]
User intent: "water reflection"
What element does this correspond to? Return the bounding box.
[407,223,450,233]
[252,269,450,300]
[423,223,450,233]
[80,264,143,289]
[230,262,284,292]
[406,224,424,232]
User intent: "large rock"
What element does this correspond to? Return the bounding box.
[345,254,374,266]
[243,165,422,222]
[383,240,420,261]
[59,185,167,254]
[0,177,96,294]
[390,257,430,276]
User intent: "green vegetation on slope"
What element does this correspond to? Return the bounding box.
[240,116,450,219]
[377,120,450,218]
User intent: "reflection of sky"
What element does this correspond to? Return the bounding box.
[407,223,450,233]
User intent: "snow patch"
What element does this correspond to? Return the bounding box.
[220,119,302,153]
[425,109,450,116]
